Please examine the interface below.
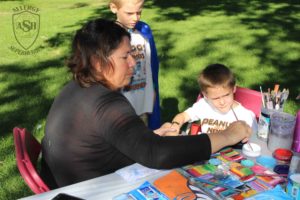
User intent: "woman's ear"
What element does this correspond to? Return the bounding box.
[90,55,101,72]
[109,3,118,14]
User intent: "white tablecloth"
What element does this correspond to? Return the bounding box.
[20,134,271,200]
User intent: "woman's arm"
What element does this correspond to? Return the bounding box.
[208,121,252,153]
[101,95,251,169]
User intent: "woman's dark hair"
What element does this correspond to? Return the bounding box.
[67,18,130,88]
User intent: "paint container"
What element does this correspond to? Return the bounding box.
[256,156,277,169]
[267,112,296,152]
[289,152,300,177]
[286,173,300,200]
[273,148,293,165]
[292,110,300,153]
[274,165,290,175]
[257,108,275,141]
[241,159,255,167]
[242,143,261,161]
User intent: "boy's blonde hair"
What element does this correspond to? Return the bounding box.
[109,0,144,8]
[198,63,236,93]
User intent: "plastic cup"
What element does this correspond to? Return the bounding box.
[267,112,296,152]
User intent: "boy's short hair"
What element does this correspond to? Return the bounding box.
[109,0,144,7]
[197,63,236,93]
[109,0,122,7]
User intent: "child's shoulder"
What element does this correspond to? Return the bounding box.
[235,101,247,110]
[235,102,256,117]
[135,21,153,35]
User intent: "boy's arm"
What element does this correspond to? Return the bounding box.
[171,112,191,134]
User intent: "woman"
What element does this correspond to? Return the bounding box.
[41,18,252,188]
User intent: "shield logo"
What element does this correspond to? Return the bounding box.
[12,11,40,50]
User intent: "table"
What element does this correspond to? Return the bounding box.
[20,134,272,200]
[20,170,171,200]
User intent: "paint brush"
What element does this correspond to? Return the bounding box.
[195,177,244,192]
[178,168,244,193]
[274,84,280,94]
[256,173,288,177]
[231,106,254,151]
[260,86,265,108]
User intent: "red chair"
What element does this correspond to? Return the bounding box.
[190,86,262,135]
[13,127,50,194]
[233,86,262,120]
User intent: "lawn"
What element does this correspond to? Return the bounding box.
[0,0,299,199]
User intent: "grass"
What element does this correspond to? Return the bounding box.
[0,0,299,199]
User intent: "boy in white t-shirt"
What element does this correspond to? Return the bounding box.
[109,0,160,129]
[170,63,258,136]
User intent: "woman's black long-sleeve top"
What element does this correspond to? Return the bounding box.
[41,81,211,188]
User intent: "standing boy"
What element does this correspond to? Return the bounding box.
[109,0,161,129]
[170,63,258,135]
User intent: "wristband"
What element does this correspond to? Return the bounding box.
[172,121,180,126]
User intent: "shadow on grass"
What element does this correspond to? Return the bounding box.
[3,0,298,137]
[0,57,66,136]
[161,97,180,122]
[0,56,68,198]
[149,0,299,116]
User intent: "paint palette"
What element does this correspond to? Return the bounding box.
[251,165,284,186]
[230,162,256,182]
[175,147,284,200]
[219,147,244,162]
[183,163,217,177]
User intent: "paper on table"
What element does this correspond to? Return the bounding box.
[115,163,163,183]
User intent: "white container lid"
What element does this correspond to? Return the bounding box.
[242,142,261,158]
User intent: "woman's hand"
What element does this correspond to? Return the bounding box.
[223,121,252,144]
[153,122,178,136]
[208,121,252,153]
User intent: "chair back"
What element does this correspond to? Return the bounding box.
[13,127,50,194]
[234,87,262,120]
